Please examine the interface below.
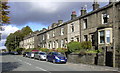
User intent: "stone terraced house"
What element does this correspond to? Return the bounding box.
[20,1,120,67]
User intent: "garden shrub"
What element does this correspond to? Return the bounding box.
[67,41,82,53]
[81,41,92,50]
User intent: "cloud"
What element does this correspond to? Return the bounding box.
[1,25,19,39]
[8,2,108,26]
[0,25,19,50]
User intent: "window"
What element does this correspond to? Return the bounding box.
[98,29,111,44]
[71,37,74,42]
[106,30,110,43]
[76,37,79,42]
[102,13,109,24]
[47,33,49,39]
[91,34,95,46]
[43,35,45,40]
[99,30,105,43]
[71,24,74,32]
[61,40,64,48]
[84,35,88,41]
[61,27,64,35]
[56,40,58,48]
[83,19,87,29]
[53,31,55,37]
[52,41,55,48]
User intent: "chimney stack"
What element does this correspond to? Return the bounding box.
[71,11,77,20]
[92,0,99,10]
[58,20,63,24]
[81,7,87,16]
[109,0,114,4]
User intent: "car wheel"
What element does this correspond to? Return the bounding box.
[39,56,41,60]
[53,59,56,64]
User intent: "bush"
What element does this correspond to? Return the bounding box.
[15,48,25,54]
[24,48,33,52]
[40,48,49,52]
[67,41,82,53]
[56,48,68,53]
[81,41,92,50]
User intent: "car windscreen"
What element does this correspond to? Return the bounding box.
[53,52,64,57]
[39,52,46,55]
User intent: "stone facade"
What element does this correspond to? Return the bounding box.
[19,31,39,49]
[20,1,120,67]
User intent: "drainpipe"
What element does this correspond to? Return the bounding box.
[113,2,116,68]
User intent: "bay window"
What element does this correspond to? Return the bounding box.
[100,30,105,43]
[98,28,112,44]
[106,30,110,43]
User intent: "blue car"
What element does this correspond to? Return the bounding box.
[46,52,67,63]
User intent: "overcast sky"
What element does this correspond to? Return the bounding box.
[0,1,109,49]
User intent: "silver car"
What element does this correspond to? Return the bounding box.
[34,52,46,60]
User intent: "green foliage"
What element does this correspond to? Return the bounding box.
[1,2,10,24]
[85,50,97,54]
[40,48,49,52]
[24,48,33,52]
[48,49,54,52]
[67,41,82,53]
[56,48,68,53]
[97,48,103,53]
[5,26,33,51]
[81,41,92,50]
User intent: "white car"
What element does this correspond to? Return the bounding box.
[34,52,46,60]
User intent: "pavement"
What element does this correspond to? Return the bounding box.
[0,53,119,73]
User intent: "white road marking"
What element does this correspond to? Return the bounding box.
[24,62,32,66]
[18,59,22,62]
[35,66,47,71]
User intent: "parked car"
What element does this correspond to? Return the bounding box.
[23,52,29,57]
[10,51,18,55]
[28,52,37,58]
[34,52,47,60]
[46,52,67,63]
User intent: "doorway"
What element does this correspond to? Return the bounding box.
[105,52,113,67]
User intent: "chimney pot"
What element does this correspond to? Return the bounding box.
[58,20,63,24]
[71,11,77,20]
[81,7,87,16]
[92,1,99,10]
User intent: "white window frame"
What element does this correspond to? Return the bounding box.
[83,18,87,29]
[53,31,55,37]
[102,13,109,24]
[99,30,105,44]
[98,28,112,44]
[71,24,74,32]
[43,35,45,40]
[56,40,58,48]
[47,33,49,39]
[61,40,64,48]
[61,27,64,35]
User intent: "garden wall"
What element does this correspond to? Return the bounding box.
[67,53,96,65]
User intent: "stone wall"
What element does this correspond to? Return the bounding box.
[67,53,96,65]
[115,52,120,68]
[97,53,105,66]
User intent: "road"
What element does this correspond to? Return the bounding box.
[1,54,119,73]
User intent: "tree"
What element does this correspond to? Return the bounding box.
[5,26,33,51]
[21,26,33,38]
[67,41,82,53]
[0,0,10,25]
[5,33,15,51]
[0,0,10,41]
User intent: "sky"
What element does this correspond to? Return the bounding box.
[0,0,110,50]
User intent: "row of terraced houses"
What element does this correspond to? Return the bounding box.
[19,1,120,67]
